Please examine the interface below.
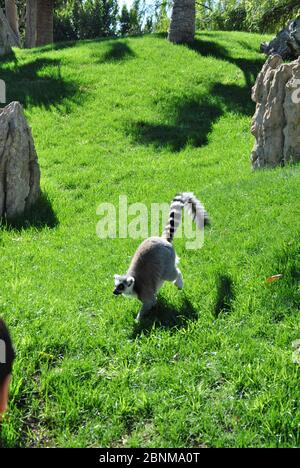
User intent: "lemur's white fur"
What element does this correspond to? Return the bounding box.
[114,275,136,297]
[113,192,209,321]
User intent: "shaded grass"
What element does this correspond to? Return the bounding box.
[214,274,235,317]
[128,96,223,151]
[0,31,299,448]
[100,41,136,63]
[0,192,58,231]
[132,295,198,338]
[0,55,80,110]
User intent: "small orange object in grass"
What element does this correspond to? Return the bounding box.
[266,274,283,283]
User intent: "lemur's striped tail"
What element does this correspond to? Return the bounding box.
[162,192,210,243]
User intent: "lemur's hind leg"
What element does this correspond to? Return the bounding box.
[174,268,183,290]
[135,297,157,322]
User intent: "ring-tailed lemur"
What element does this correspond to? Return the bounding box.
[113,192,210,321]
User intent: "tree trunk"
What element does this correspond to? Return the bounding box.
[5,0,20,42]
[168,0,195,44]
[25,0,37,48]
[36,0,53,46]
[25,0,53,48]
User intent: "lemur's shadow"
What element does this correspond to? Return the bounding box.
[131,294,198,338]
[214,274,235,317]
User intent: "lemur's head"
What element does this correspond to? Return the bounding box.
[113,275,135,296]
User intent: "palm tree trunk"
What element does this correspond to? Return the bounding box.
[36,0,53,46]
[25,0,37,48]
[5,0,20,43]
[168,0,196,44]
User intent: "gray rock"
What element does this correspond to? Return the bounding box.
[261,18,300,60]
[283,58,300,164]
[0,101,41,219]
[251,55,300,168]
[168,0,195,44]
[0,7,19,55]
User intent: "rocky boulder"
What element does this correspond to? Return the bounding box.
[261,18,300,60]
[0,102,41,219]
[251,55,300,169]
[0,7,19,55]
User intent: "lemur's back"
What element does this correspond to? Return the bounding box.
[127,237,176,301]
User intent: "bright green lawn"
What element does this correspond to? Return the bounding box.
[0,31,299,448]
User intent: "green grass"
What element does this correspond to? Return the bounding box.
[0,30,299,448]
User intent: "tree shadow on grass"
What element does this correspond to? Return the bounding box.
[0,57,80,111]
[127,38,263,152]
[0,192,58,231]
[98,41,136,63]
[0,49,18,66]
[128,97,223,152]
[211,82,255,116]
[214,274,235,318]
[131,295,198,338]
[32,40,78,53]
[187,38,264,89]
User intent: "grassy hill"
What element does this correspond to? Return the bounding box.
[0,31,299,448]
